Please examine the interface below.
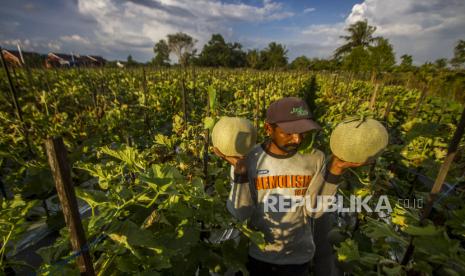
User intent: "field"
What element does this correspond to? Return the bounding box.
[1,67,465,275]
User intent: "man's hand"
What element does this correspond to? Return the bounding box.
[212,147,248,176]
[328,155,367,175]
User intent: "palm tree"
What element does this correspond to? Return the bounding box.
[334,20,379,59]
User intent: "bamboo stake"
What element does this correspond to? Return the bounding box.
[45,137,95,275]
[0,46,33,155]
[402,105,465,266]
[421,105,465,221]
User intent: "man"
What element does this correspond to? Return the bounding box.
[213,97,364,276]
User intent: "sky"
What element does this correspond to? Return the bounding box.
[1,0,464,64]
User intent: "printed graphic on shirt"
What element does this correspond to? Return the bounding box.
[257,169,269,175]
[255,175,312,196]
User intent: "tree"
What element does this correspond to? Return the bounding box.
[152,39,170,66]
[227,42,247,68]
[246,49,260,69]
[126,55,137,67]
[290,56,311,70]
[434,58,448,70]
[260,42,288,70]
[167,32,196,66]
[309,58,338,71]
[399,54,414,72]
[369,37,396,73]
[450,39,465,69]
[198,34,227,67]
[334,20,379,59]
[197,34,246,67]
[341,46,371,72]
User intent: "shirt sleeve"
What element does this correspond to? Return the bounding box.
[226,165,256,221]
[305,152,343,219]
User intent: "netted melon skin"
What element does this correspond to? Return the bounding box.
[212,117,257,157]
[330,118,388,163]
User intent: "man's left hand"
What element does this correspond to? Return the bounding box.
[329,155,367,175]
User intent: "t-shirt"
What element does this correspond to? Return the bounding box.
[227,143,341,265]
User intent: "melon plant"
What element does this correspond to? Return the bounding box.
[212,117,257,157]
[330,118,388,163]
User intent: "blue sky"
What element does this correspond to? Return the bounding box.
[1,0,464,64]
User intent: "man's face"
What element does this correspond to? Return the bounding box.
[265,123,306,153]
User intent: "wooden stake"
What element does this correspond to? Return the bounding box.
[45,137,95,276]
[203,85,210,190]
[180,69,187,128]
[411,84,428,119]
[142,68,150,134]
[255,75,260,130]
[330,73,338,96]
[383,95,395,121]
[421,105,465,221]
[0,46,33,155]
[402,105,465,266]
[369,82,379,111]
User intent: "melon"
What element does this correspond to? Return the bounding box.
[211,117,257,157]
[330,118,388,163]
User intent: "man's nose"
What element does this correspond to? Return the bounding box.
[290,133,303,144]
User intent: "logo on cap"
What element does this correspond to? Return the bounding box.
[290,106,309,117]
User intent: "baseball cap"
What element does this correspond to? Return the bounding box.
[266,97,321,134]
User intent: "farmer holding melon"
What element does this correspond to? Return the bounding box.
[212,97,387,276]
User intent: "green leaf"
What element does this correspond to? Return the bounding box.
[100,145,145,171]
[413,232,460,257]
[208,86,217,112]
[402,223,440,236]
[75,188,107,208]
[336,239,360,262]
[446,209,465,238]
[381,261,403,276]
[203,116,216,130]
[361,217,408,246]
[237,223,265,251]
[110,220,159,250]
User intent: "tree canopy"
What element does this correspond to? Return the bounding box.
[259,42,288,70]
[369,37,396,73]
[167,32,196,66]
[450,39,465,69]
[152,39,170,66]
[197,34,246,67]
[334,20,395,74]
[334,20,379,59]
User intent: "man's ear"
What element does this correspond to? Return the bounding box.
[264,122,273,136]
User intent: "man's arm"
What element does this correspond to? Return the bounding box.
[212,147,255,221]
[226,166,256,221]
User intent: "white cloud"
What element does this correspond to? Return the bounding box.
[1,38,62,52]
[294,0,465,63]
[76,0,294,61]
[47,41,62,51]
[303,8,315,14]
[60,34,91,45]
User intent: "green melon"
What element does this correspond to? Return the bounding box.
[211,117,257,157]
[330,118,388,163]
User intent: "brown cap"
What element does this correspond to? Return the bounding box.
[266,97,321,133]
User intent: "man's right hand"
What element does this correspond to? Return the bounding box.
[212,147,248,176]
